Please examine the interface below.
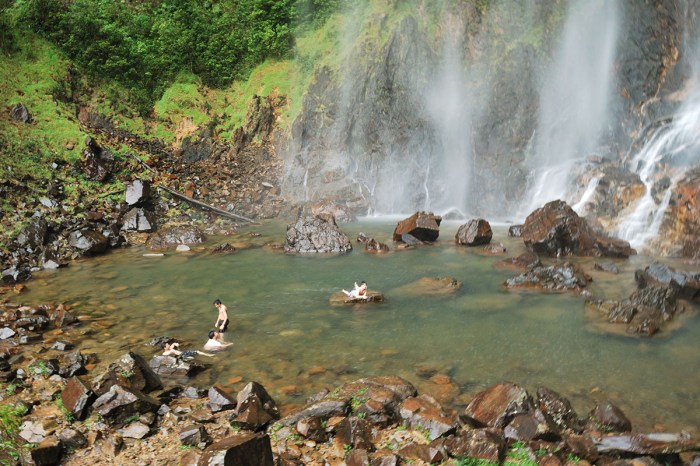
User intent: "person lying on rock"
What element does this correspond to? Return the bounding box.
[161,341,214,358]
[203,330,234,351]
[342,280,368,299]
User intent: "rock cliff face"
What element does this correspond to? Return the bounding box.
[276,0,700,256]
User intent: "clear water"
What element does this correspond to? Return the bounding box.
[17,220,700,433]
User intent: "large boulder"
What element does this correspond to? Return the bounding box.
[148,225,206,249]
[464,382,534,428]
[92,352,162,396]
[283,215,352,253]
[393,212,441,243]
[92,384,160,425]
[229,382,280,430]
[68,229,109,255]
[521,200,635,257]
[455,219,493,246]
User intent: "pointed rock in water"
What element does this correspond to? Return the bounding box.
[455,218,493,246]
[504,262,592,293]
[393,212,441,243]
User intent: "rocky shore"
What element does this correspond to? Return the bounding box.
[1,301,699,466]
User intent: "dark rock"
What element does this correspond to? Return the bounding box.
[562,433,598,463]
[1,265,32,284]
[505,262,592,293]
[208,385,237,413]
[521,200,635,257]
[15,216,48,251]
[283,215,352,253]
[444,428,505,463]
[61,376,95,421]
[357,232,370,243]
[464,382,534,428]
[198,432,274,466]
[589,400,632,433]
[230,381,280,430]
[636,262,700,300]
[455,218,493,246]
[398,395,457,440]
[92,352,162,396]
[149,355,205,379]
[400,233,424,246]
[125,179,151,206]
[22,437,62,466]
[148,225,206,249]
[504,409,557,441]
[334,416,374,451]
[10,102,32,123]
[68,230,109,255]
[295,416,327,442]
[81,137,114,182]
[48,307,78,327]
[92,385,160,426]
[508,225,523,237]
[365,238,390,253]
[482,242,506,254]
[393,212,441,243]
[121,208,155,232]
[536,387,584,433]
[58,350,87,378]
[58,428,87,451]
[179,424,211,448]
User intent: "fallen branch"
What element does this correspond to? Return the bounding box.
[156,185,257,224]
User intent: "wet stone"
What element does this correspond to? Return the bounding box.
[51,341,74,351]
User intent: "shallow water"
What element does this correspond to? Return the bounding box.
[17,220,700,432]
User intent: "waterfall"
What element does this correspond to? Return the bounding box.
[615,94,700,249]
[518,0,619,218]
[615,4,700,250]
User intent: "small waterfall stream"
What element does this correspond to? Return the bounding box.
[518,0,620,218]
[616,95,700,249]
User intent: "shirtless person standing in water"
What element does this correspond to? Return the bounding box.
[213,299,229,332]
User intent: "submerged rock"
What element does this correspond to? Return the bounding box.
[393,277,462,297]
[505,262,592,293]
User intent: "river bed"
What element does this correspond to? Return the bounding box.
[16,219,700,433]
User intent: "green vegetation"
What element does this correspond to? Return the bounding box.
[0,402,29,465]
[504,441,537,466]
[55,397,74,423]
[456,458,498,466]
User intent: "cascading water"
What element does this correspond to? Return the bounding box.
[615,91,700,249]
[615,6,700,251]
[518,0,620,218]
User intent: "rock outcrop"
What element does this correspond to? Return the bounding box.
[393,212,442,243]
[283,215,352,253]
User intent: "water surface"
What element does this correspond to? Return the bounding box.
[19,220,700,432]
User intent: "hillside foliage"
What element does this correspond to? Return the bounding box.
[3,0,343,113]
